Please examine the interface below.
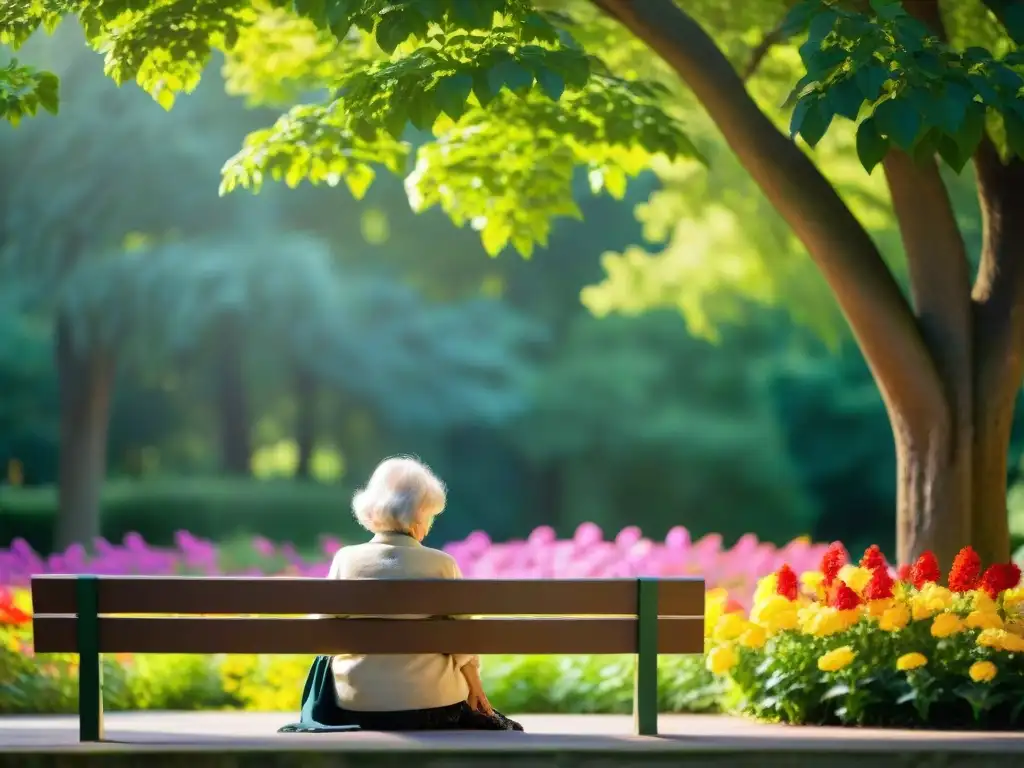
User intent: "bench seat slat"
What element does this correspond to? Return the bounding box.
[30,576,704,617]
[32,616,705,655]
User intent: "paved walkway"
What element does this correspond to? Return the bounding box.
[3,711,1024,753]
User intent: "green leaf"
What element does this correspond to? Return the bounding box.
[936,133,970,173]
[856,117,889,171]
[855,64,890,102]
[797,99,832,147]
[535,69,565,101]
[488,58,534,96]
[408,90,441,131]
[869,0,902,20]
[435,72,473,120]
[805,8,840,50]
[35,72,59,115]
[375,8,424,55]
[780,0,817,37]
[344,163,376,199]
[967,73,1000,104]
[821,683,851,702]
[936,82,974,134]
[481,219,511,256]
[471,71,495,107]
[873,98,920,150]
[957,102,987,159]
[154,85,175,111]
[449,0,499,30]
[827,77,864,120]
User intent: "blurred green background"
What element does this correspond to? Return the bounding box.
[4,24,1024,561]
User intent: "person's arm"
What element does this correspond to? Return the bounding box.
[443,558,492,714]
[444,558,482,672]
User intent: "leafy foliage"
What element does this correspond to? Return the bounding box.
[0,0,702,258]
[785,0,1024,172]
[0,58,57,123]
[707,552,1024,729]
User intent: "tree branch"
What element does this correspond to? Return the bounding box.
[878,2,972,442]
[972,138,1024,387]
[741,21,786,81]
[588,0,947,432]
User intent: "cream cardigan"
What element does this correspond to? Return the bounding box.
[326,532,479,712]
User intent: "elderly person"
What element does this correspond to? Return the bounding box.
[324,456,523,732]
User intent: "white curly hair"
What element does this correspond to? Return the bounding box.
[351,455,447,535]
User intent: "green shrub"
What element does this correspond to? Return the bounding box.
[1,647,720,716]
[0,478,360,555]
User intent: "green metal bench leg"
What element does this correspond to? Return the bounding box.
[77,576,104,742]
[634,578,658,736]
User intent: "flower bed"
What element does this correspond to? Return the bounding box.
[1,524,829,609]
[1,586,719,715]
[705,544,1024,729]
[3,524,821,715]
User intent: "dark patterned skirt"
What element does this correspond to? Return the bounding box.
[323,701,524,732]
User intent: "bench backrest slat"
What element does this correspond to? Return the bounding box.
[31,575,705,617]
[31,615,704,655]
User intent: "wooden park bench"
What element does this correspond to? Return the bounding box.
[30,575,705,742]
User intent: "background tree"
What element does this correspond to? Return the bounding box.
[5,0,1024,565]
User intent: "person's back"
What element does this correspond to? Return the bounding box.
[327,532,472,712]
[316,455,522,731]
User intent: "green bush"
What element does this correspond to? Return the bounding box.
[0,478,360,555]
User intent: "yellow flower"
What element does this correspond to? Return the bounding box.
[704,588,729,637]
[713,612,749,642]
[706,644,738,675]
[818,646,856,672]
[966,610,1004,631]
[838,565,873,595]
[800,570,826,600]
[1006,620,1024,638]
[739,624,767,650]
[969,660,997,683]
[753,574,778,606]
[971,590,998,614]
[930,612,965,638]
[896,652,928,671]
[806,607,859,637]
[878,602,911,632]
[865,598,894,618]
[1003,587,1024,612]
[751,594,799,634]
[911,584,954,620]
[977,628,1024,653]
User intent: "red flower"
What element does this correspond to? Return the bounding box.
[828,580,863,611]
[980,563,1022,598]
[948,546,982,593]
[0,588,30,627]
[862,566,895,600]
[909,551,941,589]
[820,541,848,587]
[897,564,912,582]
[860,545,887,571]
[775,564,799,601]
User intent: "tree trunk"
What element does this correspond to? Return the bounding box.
[215,319,251,475]
[55,313,115,550]
[295,367,317,480]
[968,143,1024,565]
[594,0,1024,566]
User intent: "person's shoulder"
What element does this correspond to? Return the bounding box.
[328,543,367,574]
[419,545,460,572]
